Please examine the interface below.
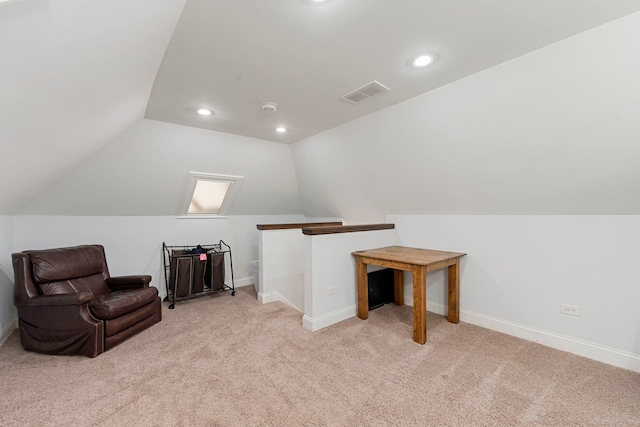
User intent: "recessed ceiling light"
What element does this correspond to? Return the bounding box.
[411,54,435,68]
[276,127,287,133]
[197,108,213,116]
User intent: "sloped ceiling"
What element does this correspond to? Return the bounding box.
[0,0,187,214]
[145,0,640,143]
[20,119,303,216]
[291,12,640,221]
[3,1,640,216]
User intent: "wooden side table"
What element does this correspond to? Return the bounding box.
[352,246,466,344]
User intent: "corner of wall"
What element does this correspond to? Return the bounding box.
[0,318,18,348]
[0,214,17,349]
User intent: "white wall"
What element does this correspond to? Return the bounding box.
[258,229,306,311]
[389,215,640,371]
[0,216,15,345]
[12,214,304,296]
[291,12,640,222]
[20,119,303,217]
[303,229,398,331]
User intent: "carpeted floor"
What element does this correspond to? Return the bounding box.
[1,286,639,426]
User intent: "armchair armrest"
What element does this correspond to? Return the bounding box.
[16,292,100,336]
[23,292,93,307]
[106,275,152,291]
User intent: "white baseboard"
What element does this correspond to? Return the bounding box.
[232,276,255,289]
[257,290,303,312]
[0,318,18,348]
[258,291,273,304]
[271,291,303,312]
[158,276,255,300]
[403,292,448,316]
[419,298,640,373]
[462,308,640,373]
[303,305,356,332]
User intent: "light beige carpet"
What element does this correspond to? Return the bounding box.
[1,286,639,426]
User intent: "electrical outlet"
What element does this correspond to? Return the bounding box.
[560,303,581,316]
[328,286,338,296]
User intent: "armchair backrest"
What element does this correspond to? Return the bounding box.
[13,245,112,306]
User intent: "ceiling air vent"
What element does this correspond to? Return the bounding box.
[340,80,390,104]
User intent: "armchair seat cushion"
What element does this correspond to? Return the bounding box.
[89,287,158,320]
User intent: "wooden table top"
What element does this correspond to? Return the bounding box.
[352,246,466,266]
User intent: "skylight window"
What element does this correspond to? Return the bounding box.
[179,172,243,218]
[189,180,230,214]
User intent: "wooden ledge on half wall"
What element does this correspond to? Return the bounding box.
[301,223,395,235]
[256,221,342,231]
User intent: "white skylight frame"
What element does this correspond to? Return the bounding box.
[177,172,243,218]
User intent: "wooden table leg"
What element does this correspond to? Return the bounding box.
[393,269,404,306]
[448,261,460,324]
[413,265,427,344]
[356,257,369,320]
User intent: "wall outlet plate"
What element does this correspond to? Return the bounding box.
[328,286,338,295]
[560,303,581,316]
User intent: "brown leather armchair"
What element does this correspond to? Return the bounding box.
[12,244,162,357]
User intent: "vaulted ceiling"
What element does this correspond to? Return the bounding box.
[146,0,640,143]
[2,0,640,215]
[0,0,187,214]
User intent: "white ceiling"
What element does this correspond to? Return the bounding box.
[145,0,640,144]
[0,0,186,214]
[3,0,640,215]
